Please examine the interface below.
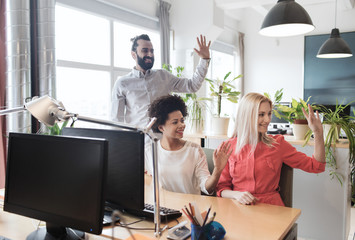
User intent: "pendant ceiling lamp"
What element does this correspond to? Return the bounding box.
[259,0,315,37]
[317,0,353,58]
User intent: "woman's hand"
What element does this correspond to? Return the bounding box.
[222,190,259,205]
[302,104,323,135]
[302,104,325,163]
[213,141,232,173]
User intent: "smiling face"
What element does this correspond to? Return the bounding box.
[258,101,272,134]
[132,39,154,72]
[158,110,186,140]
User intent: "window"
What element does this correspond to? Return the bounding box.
[55,3,160,127]
[56,6,110,65]
[114,22,161,69]
[207,49,240,118]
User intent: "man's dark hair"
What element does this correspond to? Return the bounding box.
[131,34,151,52]
[148,95,188,133]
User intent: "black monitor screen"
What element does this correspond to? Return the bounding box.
[4,133,108,238]
[62,127,145,212]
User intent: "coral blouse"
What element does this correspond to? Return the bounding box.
[216,135,326,206]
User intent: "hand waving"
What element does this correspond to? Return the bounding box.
[213,141,232,173]
[194,35,211,59]
[302,104,323,135]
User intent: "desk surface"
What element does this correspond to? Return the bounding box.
[0,176,301,240]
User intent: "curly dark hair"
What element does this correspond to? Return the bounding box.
[130,34,151,52]
[148,95,188,133]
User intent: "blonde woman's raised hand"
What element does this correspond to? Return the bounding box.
[213,141,232,173]
[302,104,323,135]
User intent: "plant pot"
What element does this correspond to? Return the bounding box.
[210,117,229,135]
[323,124,341,141]
[292,121,309,140]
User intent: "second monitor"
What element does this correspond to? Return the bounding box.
[62,127,145,214]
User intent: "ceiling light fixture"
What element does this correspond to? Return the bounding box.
[259,0,315,37]
[317,0,353,58]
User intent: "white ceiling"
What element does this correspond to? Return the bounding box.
[215,0,355,20]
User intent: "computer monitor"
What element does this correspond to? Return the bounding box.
[4,133,108,240]
[271,102,291,124]
[61,127,145,212]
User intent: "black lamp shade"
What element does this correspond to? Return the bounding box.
[260,0,315,37]
[317,28,353,58]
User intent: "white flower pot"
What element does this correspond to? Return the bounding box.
[292,123,310,140]
[210,117,230,135]
[323,124,341,141]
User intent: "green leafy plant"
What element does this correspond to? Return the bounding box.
[182,93,208,131]
[264,88,284,116]
[162,64,184,77]
[304,100,355,187]
[274,96,314,124]
[41,120,73,136]
[163,64,207,131]
[204,72,241,118]
[264,88,284,105]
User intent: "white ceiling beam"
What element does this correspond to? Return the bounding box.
[251,5,268,16]
[215,0,334,10]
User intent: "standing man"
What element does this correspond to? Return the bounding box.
[111,34,211,128]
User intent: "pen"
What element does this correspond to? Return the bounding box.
[210,212,216,223]
[181,208,194,223]
[189,202,195,216]
[202,206,211,227]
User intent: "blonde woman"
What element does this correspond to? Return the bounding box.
[216,92,326,206]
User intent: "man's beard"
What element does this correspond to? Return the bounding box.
[137,54,154,71]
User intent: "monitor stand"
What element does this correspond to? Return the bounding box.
[26,223,85,240]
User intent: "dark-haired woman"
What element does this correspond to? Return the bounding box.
[145,94,231,195]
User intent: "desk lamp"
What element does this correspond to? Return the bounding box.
[0,95,163,237]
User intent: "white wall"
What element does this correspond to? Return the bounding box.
[239,2,355,102]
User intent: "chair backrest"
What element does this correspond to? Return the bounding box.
[202,148,214,174]
[279,163,293,207]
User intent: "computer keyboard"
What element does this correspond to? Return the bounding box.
[126,203,182,222]
[103,202,182,224]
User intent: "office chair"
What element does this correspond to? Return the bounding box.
[202,148,215,174]
[279,163,293,208]
[279,163,297,240]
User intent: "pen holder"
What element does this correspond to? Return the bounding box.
[191,221,226,240]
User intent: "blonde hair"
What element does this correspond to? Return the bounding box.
[232,92,275,154]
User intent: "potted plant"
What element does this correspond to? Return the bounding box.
[204,72,241,135]
[163,64,206,134]
[182,93,207,134]
[44,120,71,135]
[304,100,355,187]
[275,97,314,140]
